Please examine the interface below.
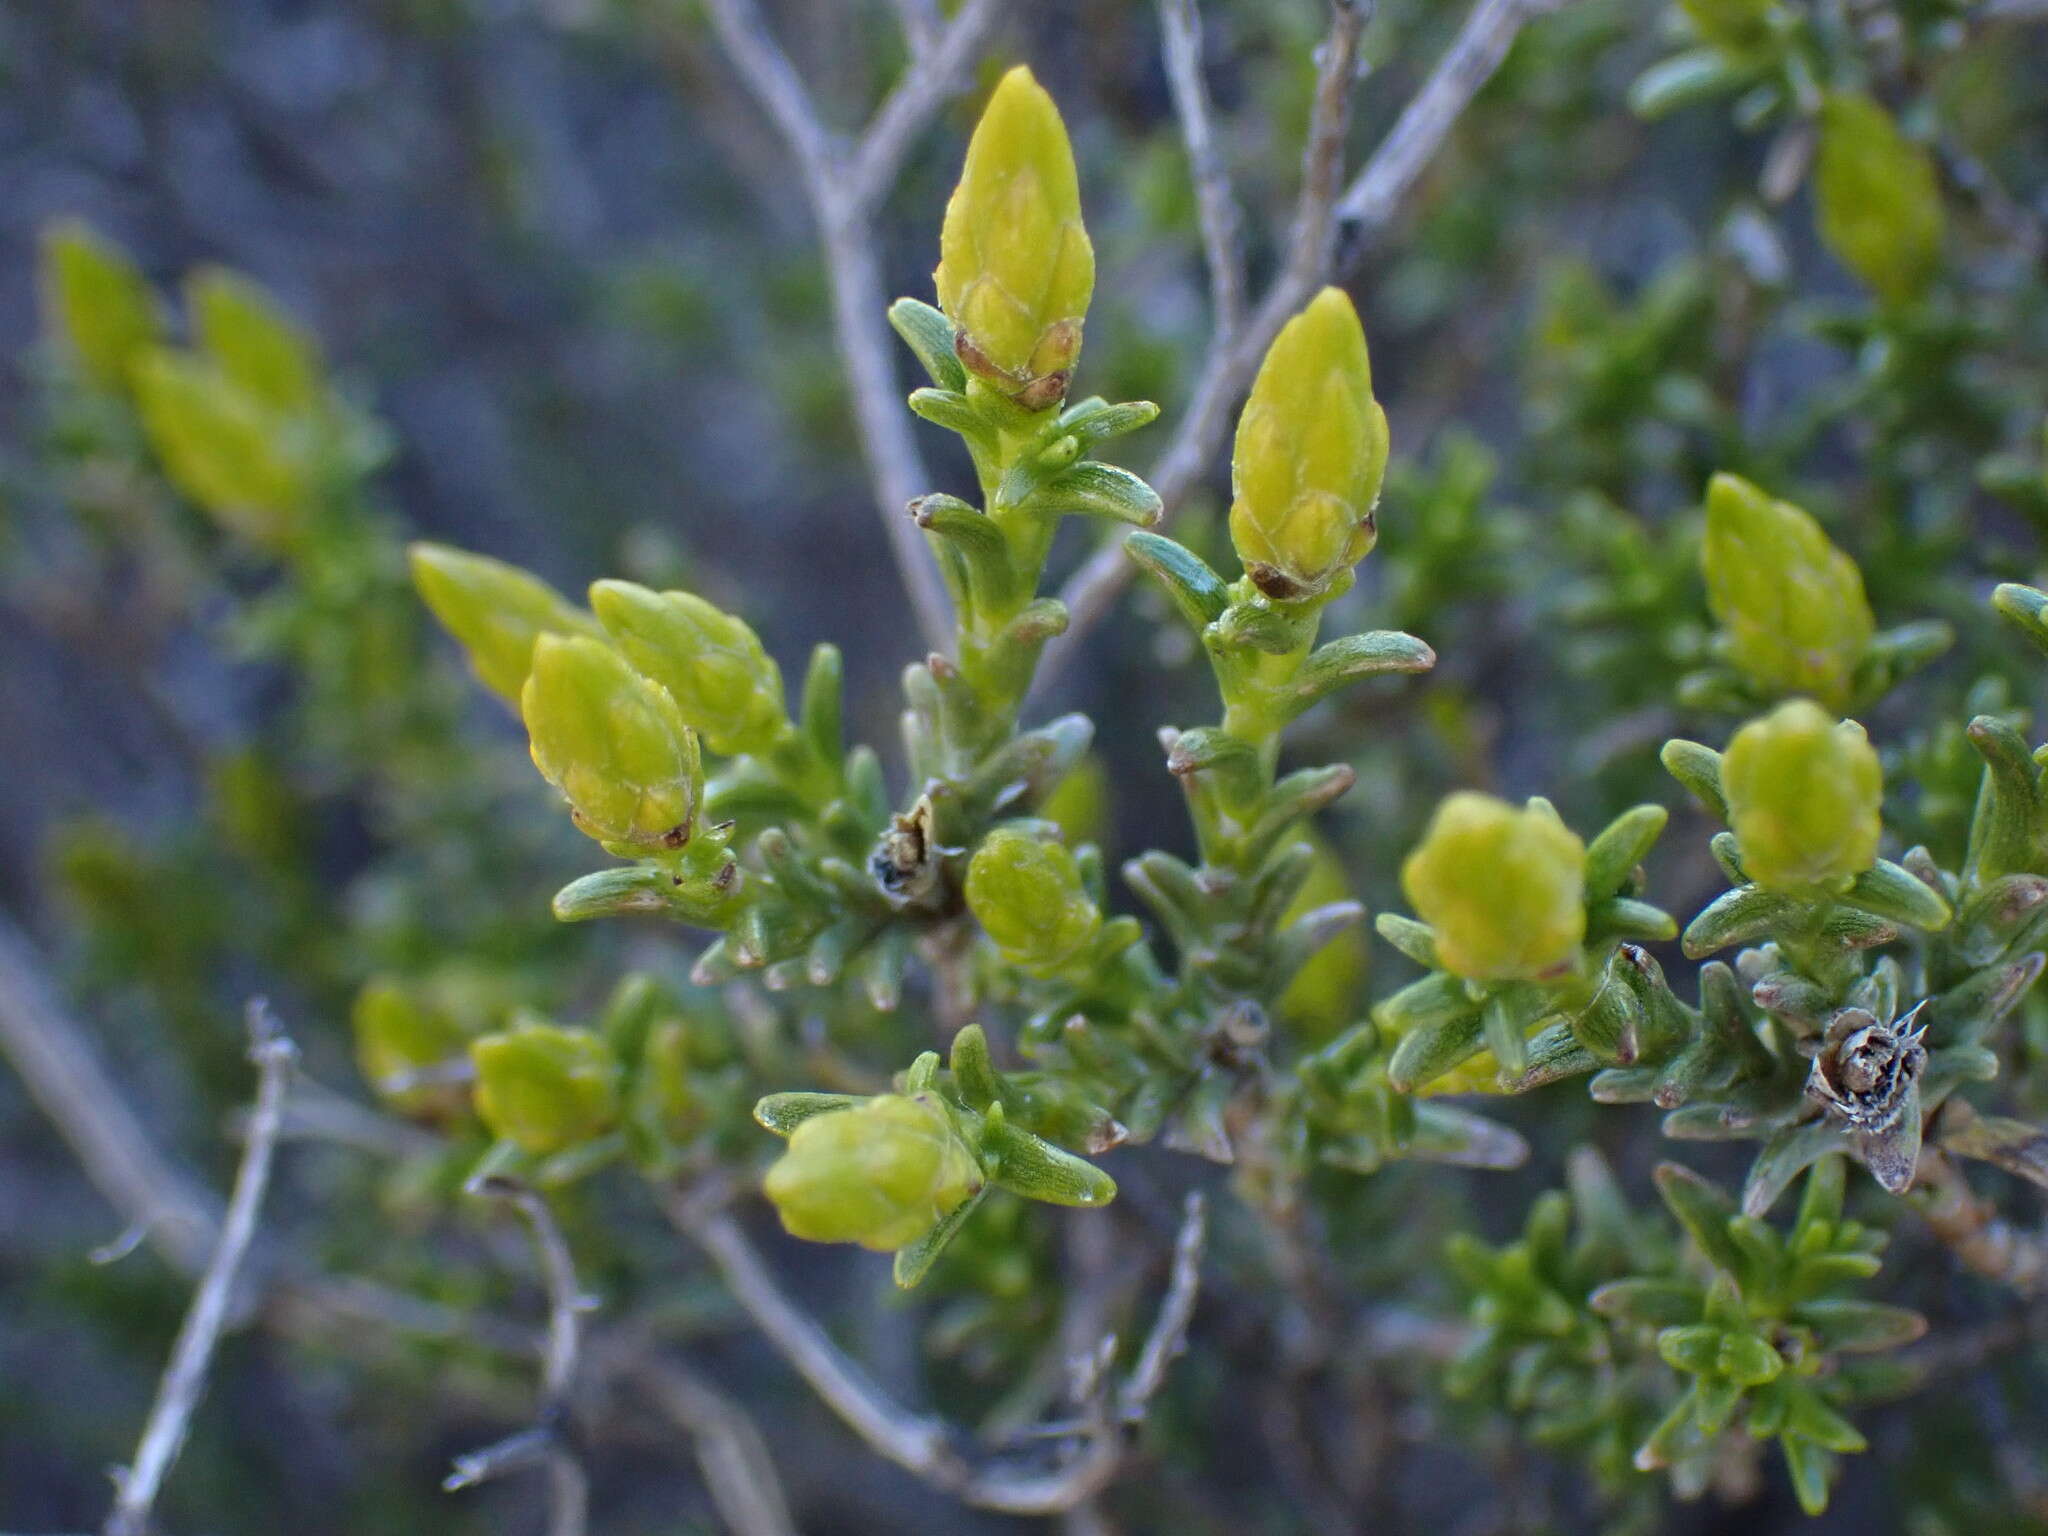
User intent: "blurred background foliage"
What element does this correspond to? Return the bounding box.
[1,0,2047,1531]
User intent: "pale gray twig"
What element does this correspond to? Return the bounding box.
[0,915,218,1274]
[666,1182,1206,1514]
[1159,0,1247,343]
[608,1345,800,1536]
[700,0,1003,653]
[446,1176,595,1536]
[0,922,780,1536]
[1333,0,1573,238]
[1047,0,1576,688]
[104,1001,297,1536]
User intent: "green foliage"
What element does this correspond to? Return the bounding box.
[11,3,2048,1529]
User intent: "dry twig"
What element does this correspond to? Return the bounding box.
[444,1176,595,1536]
[666,1183,1207,1514]
[103,1001,297,1536]
[700,0,1003,652]
[1046,0,1577,692]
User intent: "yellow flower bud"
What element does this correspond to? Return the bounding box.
[39,221,160,396]
[763,1094,983,1252]
[965,828,1101,973]
[1229,287,1389,602]
[1722,700,1883,895]
[935,65,1094,407]
[410,542,597,704]
[521,633,702,847]
[590,580,787,757]
[1701,473,1874,711]
[352,979,470,1119]
[1400,793,1587,982]
[1814,92,1944,308]
[187,267,323,416]
[132,350,306,545]
[1680,0,1779,55]
[471,1019,622,1155]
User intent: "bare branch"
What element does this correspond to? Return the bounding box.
[666,1182,1206,1514]
[0,916,219,1274]
[1914,1150,2048,1295]
[701,0,981,653]
[1047,0,1575,688]
[850,0,1005,214]
[890,0,942,56]
[1158,0,1246,341]
[610,1347,801,1536]
[1335,0,1568,237]
[104,1001,297,1536]
[1048,1,1371,680]
[699,0,838,202]
[446,1176,595,1536]
[1120,1192,1206,1413]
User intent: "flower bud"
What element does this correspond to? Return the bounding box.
[410,543,596,703]
[1400,793,1587,981]
[590,580,787,757]
[521,633,702,847]
[186,267,323,416]
[40,221,160,396]
[1721,700,1883,896]
[1679,0,1779,55]
[1701,473,1874,711]
[352,979,469,1119]
[133,351,306,545]
[965,828,1101,973]
[762,1093,984,1251]
[1229,287,1389,602]
[935,65,1094,407]
[1814,92,1943,308]
[471,1019,622,1155]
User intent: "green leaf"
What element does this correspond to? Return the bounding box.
[1024,462,1162,525]
[981,1106,1117,1207]
[1654,1163,1746,1277]
[1126,531,1230,629]
[887,297,966,391]
[753,1092,861,1136]
[892,1185,988,1288]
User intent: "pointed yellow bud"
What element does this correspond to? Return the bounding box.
[132,350,307,546]
[1401,793,1587,982]
[187,268,323,416]
[935,65,1094,408]
[521,633,702,847]
[1815,92,1943,308]
[411,543,596,703]
[590,580,787,757]
[1228,288,1389,602]
[763,1093,983,1251]
[1722,700,1883,896]
[1701,473,1874,711]
[39,221,160,396]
